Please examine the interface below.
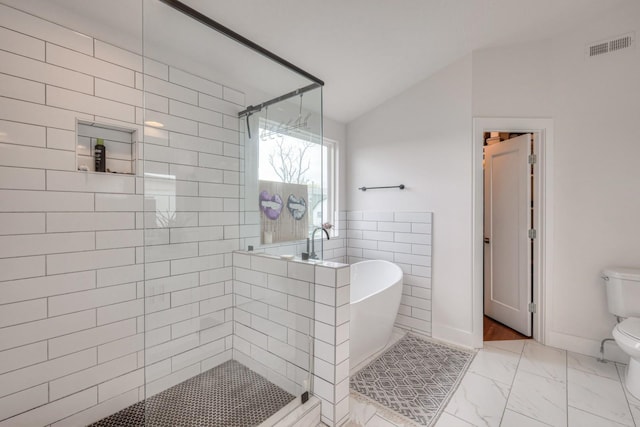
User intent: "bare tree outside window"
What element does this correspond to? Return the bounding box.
[259,131,328,233]
[267,138,314,184]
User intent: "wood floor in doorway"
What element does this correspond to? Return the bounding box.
[483,315,530,341]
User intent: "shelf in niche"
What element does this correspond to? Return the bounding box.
[76,120,138,175]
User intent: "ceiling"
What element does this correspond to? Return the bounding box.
[185,0,627,123]
[3,0,628,123]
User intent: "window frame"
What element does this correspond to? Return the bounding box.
[256,120,338,240]
[322,137,338,237]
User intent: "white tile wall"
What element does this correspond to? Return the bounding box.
[0,120,45,148]
[314,262,351,427]
[233,254,310,392]
[0,4,93,54]
[144,75,198,105]
[0,189,94,212]
[0,143,75,171]
[0,73,45,104]
[0,388,98,427]
[345,211,433,336]
[0,299,47,328]
[0,384,49,421]
[0,4,244,425]
[233,252,350,427]
[0,348,96,400]
[0,49,94,95]
[0,26,44,60]
[94,40,142,72]
[169,67,223,98]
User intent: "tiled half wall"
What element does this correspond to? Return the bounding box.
[321,211,433,337]
[233,251,351,427]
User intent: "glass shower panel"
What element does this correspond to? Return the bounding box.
[142,0,321,425]
[238,85,323,408]
[241,86,325,258]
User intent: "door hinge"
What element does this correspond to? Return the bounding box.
[528,154,537,164]
[528,229,537,239]
[528,302,536,313]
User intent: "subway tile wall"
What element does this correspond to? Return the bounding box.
[232,252,315,396]
[232,251,350,427]
[238,211,347,263]
[345,211,432,336]
[313,263,351,426]
[0,4,432,426]
[275,211,431,338]
[0,3,243,425]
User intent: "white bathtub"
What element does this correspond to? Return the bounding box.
[350,260,403,368]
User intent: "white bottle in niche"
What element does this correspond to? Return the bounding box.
[94,138,106,172]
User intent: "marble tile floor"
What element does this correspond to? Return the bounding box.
[345,339,640,427]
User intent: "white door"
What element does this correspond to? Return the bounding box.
[484,134,532,336]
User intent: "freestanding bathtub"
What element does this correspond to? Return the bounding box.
[350,260,403,368]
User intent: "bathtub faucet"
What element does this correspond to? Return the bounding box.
[309,227,330,260]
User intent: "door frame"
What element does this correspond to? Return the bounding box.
[472,117,554,348]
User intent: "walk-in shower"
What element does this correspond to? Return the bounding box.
[0,0,325,425]
[139,1,324,425]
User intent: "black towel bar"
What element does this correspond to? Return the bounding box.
[358,184,405,191]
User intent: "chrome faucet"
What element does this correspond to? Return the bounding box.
[309,227,330,259]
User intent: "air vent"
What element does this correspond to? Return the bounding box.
[586,32,635,58]
[610,35,632,52]
[590,42,609,57]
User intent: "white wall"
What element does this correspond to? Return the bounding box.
[473,1,640,356]
[346,55,474,346]
[346,1,640,354]
[472,38,552,118]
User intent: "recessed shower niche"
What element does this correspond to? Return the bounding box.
[76,120,138,174]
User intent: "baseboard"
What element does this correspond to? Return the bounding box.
[546,330,629,364]
[432,323,477,350]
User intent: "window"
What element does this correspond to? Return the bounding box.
[258,122,337,238]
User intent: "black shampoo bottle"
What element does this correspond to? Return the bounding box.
[94,138,106,172]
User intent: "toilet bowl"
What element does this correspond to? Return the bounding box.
[603,267,640,400]
[613,318,640,398]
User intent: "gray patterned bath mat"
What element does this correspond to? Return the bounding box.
[350,334,474,426]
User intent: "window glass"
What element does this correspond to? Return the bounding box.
[258,124,335,237]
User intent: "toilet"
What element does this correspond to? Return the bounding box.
[603,267,640,399]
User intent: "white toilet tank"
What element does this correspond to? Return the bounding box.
[603,267,640,317]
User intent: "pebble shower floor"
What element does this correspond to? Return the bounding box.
[90,360,295,427]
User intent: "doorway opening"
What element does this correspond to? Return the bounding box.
[482,132,536,342]
[472,118,554,348]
